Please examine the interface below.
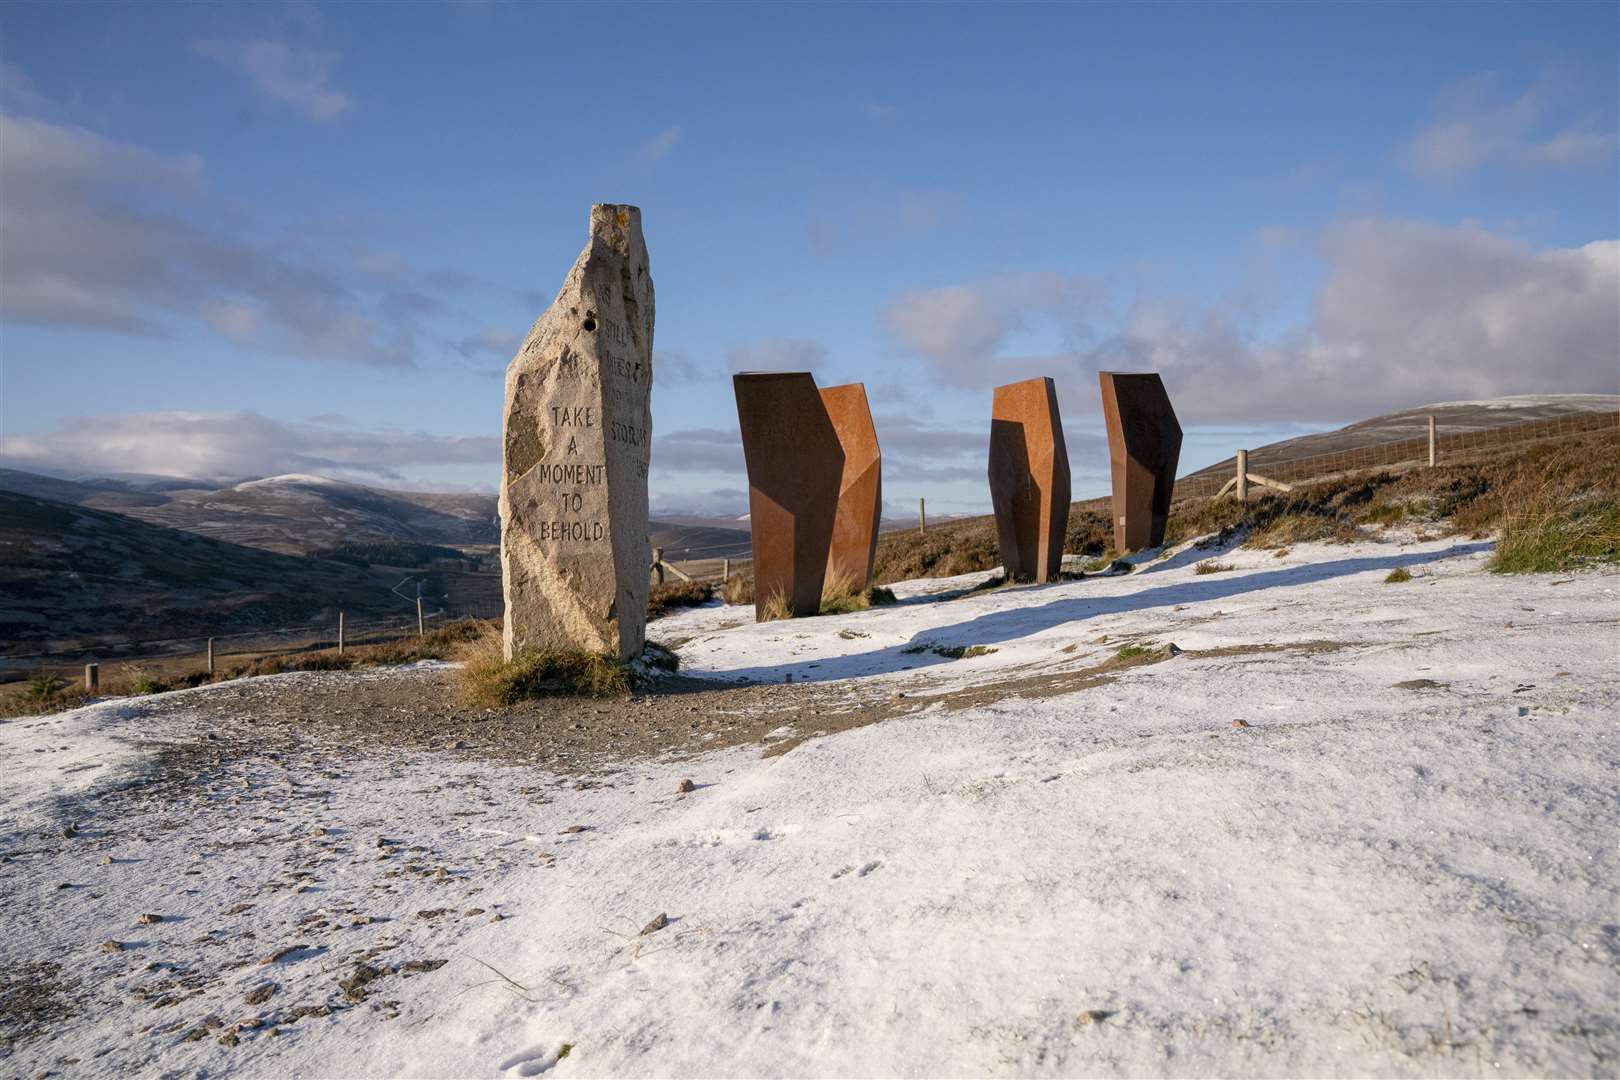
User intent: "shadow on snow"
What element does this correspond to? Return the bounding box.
[700,541,1493,686]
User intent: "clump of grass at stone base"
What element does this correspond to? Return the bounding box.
[452,622,678,707]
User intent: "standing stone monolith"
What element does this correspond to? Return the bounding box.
[1098,371,1182,553]
[500,204,653,661]
[734,372,843,619]
[819,383,882,589]
[988,377,1071,582]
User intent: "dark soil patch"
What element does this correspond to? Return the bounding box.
[0,960,79,1050]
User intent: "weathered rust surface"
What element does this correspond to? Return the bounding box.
[1099,371,1182,552]
[733,373,843,619]
[988,377,1071,582]
[819,383,882,589]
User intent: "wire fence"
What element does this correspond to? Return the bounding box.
[1170,409,1618,501]
[7,408,1613,679]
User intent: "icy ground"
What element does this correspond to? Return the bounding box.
[3,533,1617,1078]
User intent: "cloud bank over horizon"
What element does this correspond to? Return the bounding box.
[882,220,1619,425]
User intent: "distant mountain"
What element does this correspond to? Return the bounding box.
[0,491,428,653]
[0,469,755,562]
[647,520,752,561]
[0,471,501,556]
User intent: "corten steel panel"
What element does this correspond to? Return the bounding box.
[1099,371,1183,553]
[819,383,882,589]
[733,373,844,619]
[988,377,1071,582]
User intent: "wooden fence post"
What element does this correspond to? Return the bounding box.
[416,597,424,639]
[722,558,730,582]
[84,662,99,691]
[919,497,926,535]
[1427,415,1437,466]
[207,637,215,675]
[652,546,666,585]
[1236,449,1249,501]
[338,612,345,655]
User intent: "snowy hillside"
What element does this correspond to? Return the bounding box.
[1,531,1616,1077]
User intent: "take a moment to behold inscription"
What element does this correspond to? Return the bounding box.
[819,383,882,589]
[500,204,654,660]
[734,372,844,619]
[1099,371,1182,553]
[988,377,1071,583]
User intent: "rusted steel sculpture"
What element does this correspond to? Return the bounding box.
[1099,371,1182,553]
[733,372,844,619]
[819,383,882,589]
[988,377,1071,582]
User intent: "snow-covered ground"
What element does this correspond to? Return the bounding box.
[3,532,1617,1077]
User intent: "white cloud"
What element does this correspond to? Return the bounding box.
[858,101,902,122]
[193,30,352,123]
[726,337,829,373]
[0,114,481,367]
[458,326,523,359]
[882,273,1108,376]
[651,427,744,476]
[1,411,498,485]
[882,220,1620,424]
[639,125,682,163]
[1403,71,1617,181]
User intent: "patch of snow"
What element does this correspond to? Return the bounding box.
[1412,393,1618,412]
[2,536,1616,1076]
[233,474,349,491]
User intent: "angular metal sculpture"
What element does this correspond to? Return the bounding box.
[988,377,1070,582]
[500,204,653,661]
[819,383,882,589]
[734,372,843,619]
[1099,371,1182,553]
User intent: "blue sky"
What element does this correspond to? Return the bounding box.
[1,1,1616,514]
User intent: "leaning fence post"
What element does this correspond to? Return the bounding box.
[919,497,927,535]
[416,597,424,639]
[1427,415,1437,466]
[1236,449,1249,501]
[338,612,345,655]
[207,637,215,675]
[84,662,99,691]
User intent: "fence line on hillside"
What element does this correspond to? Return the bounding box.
[8,409,1613,678]
[1170,409,1618,502]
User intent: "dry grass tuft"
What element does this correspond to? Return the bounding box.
[647,579,714,619]
[452,622,628,707]
[1384,566,1413,583]
[818,565,869,615]
[721,574,753,606]
[1194,559,1235,575]
[1489,487,1620,573]
[758,586,793,623]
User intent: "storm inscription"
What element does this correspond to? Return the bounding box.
[499,204,654,661]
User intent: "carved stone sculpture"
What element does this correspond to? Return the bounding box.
[819,383,882,589]
[734,372,843,619]
[500,204,653,661]
[988,377,1070,582]
[1099,371,1182,553]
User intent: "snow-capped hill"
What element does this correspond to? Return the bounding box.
[232,473,352,491]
